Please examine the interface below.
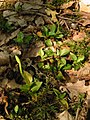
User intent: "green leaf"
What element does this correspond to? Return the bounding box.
[38,48,44,58]
[60,99,68,108]
[44,63,50,70]
[74,64,80,70]
[15,55,23,77]
[38,62,44,68]
[60,49,70,56]
[59,58,66,69]
[20,84,30,92]
[14,105,19,113]
[44,49,54,57]
[53,88,66,99]
[70,52,77,61]
[56,71,65,80]
[56,49,60,55]
[63,64,72,70]
[59,93,66,99]
[53,88,60,97]
[24,35,33,44]
[43,26,49,36]
[23,70,33,84]
[50,24,56,33]
[31,82,42,93]
[56,34,63,39]
[77,55,85,63]
[45,39,52,47]
[15,31,24,43]
[49,32,56,36]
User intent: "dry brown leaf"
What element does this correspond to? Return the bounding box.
[66,80,90,99]
[72,31,86,41]
[58,110,73,120]
[60,1,75,9]
[3,10,16,17]
[81,19,90,26]
[0,51,9,66]
[77,63,90,79]
[4,29,20,45]
[79,1,90,13]
[0,32,7,46]
[35,17,44,26]
[63,9,74,15]
[23,41,44,58]
[45,8,58,22]
[80,12,90,19]
[0,91,9,115]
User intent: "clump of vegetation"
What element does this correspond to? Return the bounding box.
[0,15,14,32]
[5,55,69,120]
[0,0,88,119]
[9,23,89,119]
[14,31,33,45]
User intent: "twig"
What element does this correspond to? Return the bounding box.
[58,16,82,25]
[75,107,80,120]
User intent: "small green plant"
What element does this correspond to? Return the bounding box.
[14,31,33,44]
[15,55,42,95]
[37,40,90,81]
[53,88,68,108]
[0,15,14,32]
[42,23,64,39]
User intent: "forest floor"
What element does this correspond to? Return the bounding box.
[0,0,90,120]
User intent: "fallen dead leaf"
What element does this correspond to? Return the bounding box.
[23,41,45,58]
[60,1,75,9]
[72,31,86,41]
[45,8,58,22]
[22,1,42,10]
[79,0,90,13]
[0,91,9,115]
[35,16,44,26]
[81,19,90,26]
[66,80,90,99]
[4,29,20,45]
[0,51,10,66]
[0,32,7,46]
[3,10,16,17]
[58,110,73,120]
[77,63,90,80]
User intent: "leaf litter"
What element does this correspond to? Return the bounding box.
[0,0,90,120]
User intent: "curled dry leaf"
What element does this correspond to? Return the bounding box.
[45,8,58,22]
[0,115,5,120]
[0,91,9,115]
